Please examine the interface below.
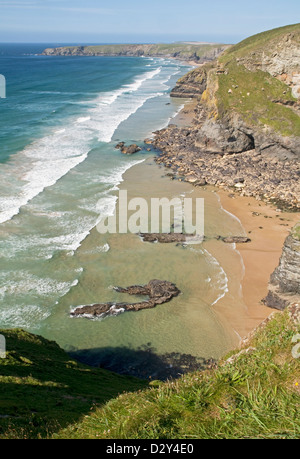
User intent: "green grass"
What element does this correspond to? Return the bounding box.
[291,222,300,242]
[0,329,147,439]
[0,308,299,439]
[216,61,300,136]
[55,308,300,439]
[221,23,300,61]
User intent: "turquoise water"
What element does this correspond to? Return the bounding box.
[0,46,246,379]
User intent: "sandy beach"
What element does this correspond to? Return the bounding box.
[150,101,300,344]
[215,190,299,337]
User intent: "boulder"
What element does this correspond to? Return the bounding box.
[115,142,142,155]
[121,144,142,155]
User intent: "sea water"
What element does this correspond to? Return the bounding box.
[0,44,246,379]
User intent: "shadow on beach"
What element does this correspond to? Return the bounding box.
[69,343,217,381]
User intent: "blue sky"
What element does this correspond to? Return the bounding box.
[0,0,299,44]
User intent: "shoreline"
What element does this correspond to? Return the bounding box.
[215,189,299,339]
[143,100,299,345]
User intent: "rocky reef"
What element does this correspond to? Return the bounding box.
[139,232,251,244]
[71,280,181,319]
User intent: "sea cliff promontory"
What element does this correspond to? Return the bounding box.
[42,42,230,63]
[150,24,300,211]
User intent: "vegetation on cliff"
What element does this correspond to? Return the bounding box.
[55,305,299,439]
[0,329,147,439]
[173,23,300,139]
[1,304,299,439]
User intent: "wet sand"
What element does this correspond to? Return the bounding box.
[216,191,299,338]
[121,153,299,349]
[118,154,299,353]
[164,102,300,342]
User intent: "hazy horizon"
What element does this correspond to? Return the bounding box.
[0,0,299,45]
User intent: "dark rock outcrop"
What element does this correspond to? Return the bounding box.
[149,123,300,211]
[270,225,300,295]
[139,233,251,244]
[139,233,194,243]
[71,280,181,319]
[115,142,142,155]
[170,67,208,98]
[263,223,300,310]
[221,236,251,244]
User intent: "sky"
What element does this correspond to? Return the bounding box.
[0,0,299,44]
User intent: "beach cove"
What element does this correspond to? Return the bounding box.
[0,46,298,382]
[37,148,298,380]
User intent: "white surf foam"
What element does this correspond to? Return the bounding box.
[0,67,163,225]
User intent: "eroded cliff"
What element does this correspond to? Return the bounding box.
[151,23,300,211]
[263,222,300,309]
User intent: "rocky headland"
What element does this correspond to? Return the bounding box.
[42,43,230,64]
[148,25,300,211]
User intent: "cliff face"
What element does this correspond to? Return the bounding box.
[152,24,300,210]
[171,25,300,155]
[229,26,300,98]
[263,223,300,310]
[170,67,208,98]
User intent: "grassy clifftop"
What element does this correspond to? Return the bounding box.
[174,24,300,138]
[0,305,299,439]
[215,23,300,136]
[0,329,147,439]
[222,23,300,61]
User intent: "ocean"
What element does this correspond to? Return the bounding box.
[0,44,246,379]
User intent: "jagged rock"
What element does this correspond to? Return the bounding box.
[115,142,142,155]
[262,290,291,310]
[171,67,208,98]
[71,280,181,319]
[194,115,255,155]
[139,233,194,243]
[121,144,142,155]
[221,236,251,244]
[263,223,300,310]
[139,233,251,245]
[115,141,125,150]
[270,224,300,294]
[150,122,300,211]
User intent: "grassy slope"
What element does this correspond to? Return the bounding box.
[55,308,300,439]
[1,308,298,440]
[0,329,147,439]
[223,23,300,59]
[217,62,300,136]
[204,24,300,136]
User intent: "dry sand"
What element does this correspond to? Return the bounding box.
[215,190,299,338]
[164,101,300,342]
